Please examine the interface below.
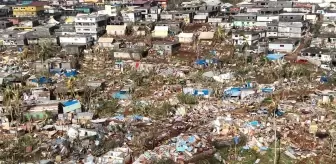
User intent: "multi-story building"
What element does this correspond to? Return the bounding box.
[278,13,307,38]
[0,5,11,17]
[13,2,45,17]
[121,10,142,22]
[97,5,118,16]
[232,13,257,28]
[75,14,107,40]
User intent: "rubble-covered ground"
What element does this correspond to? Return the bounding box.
[0,26,336,164]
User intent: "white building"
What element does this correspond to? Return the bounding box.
[98,5,118,16]
[232,30,262,46]
[177,33,194,43]
[268,39,299,53]
[59,35,94,46]
[75,14,107,40]
[121,10,142,23]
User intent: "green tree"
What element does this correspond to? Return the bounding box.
[3,86,14,121]
[95,99,120,117]
[177,93,198,104]
[38,42,55,63]
[66,77,77,98]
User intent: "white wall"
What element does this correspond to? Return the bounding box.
[257,15,279,22]
[321,54,334,62]
[59,36,92,45]
[267,32,278,37]
[278,32,302,38]
[246,8,262,13]
[279,22,304,27]
[232,34,259,45]
[278,27,302,33]
[269,43,294,53]
[255,21,267,27]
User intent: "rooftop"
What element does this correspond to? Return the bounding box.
[233,13,258,17]
[301,47,331,54]
[269,38,299,44]
[279,13,306,16]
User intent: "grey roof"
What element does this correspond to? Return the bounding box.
[301,47,331,54]
[269,39,299,44]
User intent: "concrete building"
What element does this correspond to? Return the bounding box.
[75,14,107,40]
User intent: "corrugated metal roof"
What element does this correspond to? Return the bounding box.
[199,32,214,40]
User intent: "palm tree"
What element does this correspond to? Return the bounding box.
[214,26,225,42]
[38,42,54,63]
[12,89,22,122]
[3,86,14,121]
[66,77,77,99]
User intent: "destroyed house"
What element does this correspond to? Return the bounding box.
[25,31,58,45]
[169,11,194,24]
[311,33,336,48]
[156,21,182,28]
[0,31,28,46]
[24,100,62,120]
[300,47,335,63]
[112,48,147,60]
[152,41,181,55]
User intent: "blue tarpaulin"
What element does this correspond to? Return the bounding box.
[234,136,239,145]
[249,121,259,126]
[113,115,124,120]
[64,70,78,77]
[189,136,196,143]
[31,77,52,84]
[133,115,143,121]
[195,59,207,65]
[112,91,131,100]
[224,87,241,96]
[266,54,284,60]
[262,87,274,93]
[320,76,328,83]
[62,100,79,107]
[193,89,211,96]
[195,59,218,66]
